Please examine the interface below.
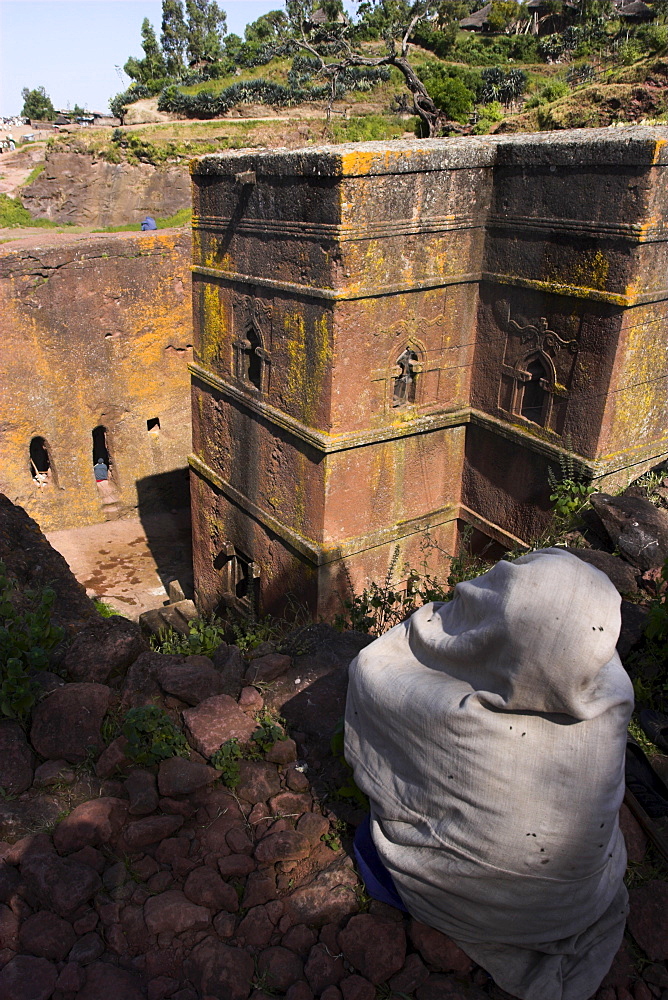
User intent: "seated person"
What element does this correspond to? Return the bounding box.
[345,548,633,1000]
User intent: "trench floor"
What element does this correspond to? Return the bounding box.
[46,508,193,620]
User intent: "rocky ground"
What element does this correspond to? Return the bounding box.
[1,493,668,1000]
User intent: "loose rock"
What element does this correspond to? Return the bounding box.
[628,881,668,960]
[156,656,227,706]
[64,616,147,684]
[185,937,254,1000]
[339,913,406,983]
[144,890,211,936]
[30,683,111,762]
[182,694,257,758]
[158,756,219,797]
[0,954,57,1000]
[0,722,33,796]
[53,797,128,854]
[18,910,75,960]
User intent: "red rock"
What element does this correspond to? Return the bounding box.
[30,683,110,762]
[0,905,18,950]
[296,812,330,847]
[68,930,104,964]
[125,768,159,815]
[0,722,33,795]
[285,984,315,1000]
[123,814,184,850]
[56,961,84,992]
[185,936,255,1000]
[0,954,57,1000]
[305,943,346,994]
[73,908,98,936]
[286,765,310,791]
[156,656,227,706]
[95,735,130,779]
[601,940,635,990]
[340,974,376,1000]
[33,759,74,788]
[148,871,174,893]
[389,953,430,993]
[18,910,75,959]
[0,863,19,905]
[321,988,343,1000]
[269,791,311,816]
[409,919,474,973]
[235,760,282,804]
[184,867,239,912]
[282,924,318,958]
[120,903,153,957]
[148,974,181,1000]
[218,854,255,877]
[266,899,284,924]
[64,616,147,683]
[145,890,211,935]
[226,824,253,855]
[155,836,190,866]
[236,906,275,948]
[5,832,53,867]
[266,739,298,765]
[53,796,128,853]
[339,913,406,984]
[634,982,654,1000]
[242,869,277,909]
[160,796,195,816]
[158,756,219,797]
[284,864,359,928]
[76,960,144,1000]
[619,804,648,864]
[628,881,668,960]
[238,686,264,713]
[21,854,101,917]
[213,911,236,938]
[70,845,105,872]
[198,803,245,854]
[257,946,305,992]
[245,653,292,684]
[255,831,310,865]
[416,974,483,1000]
[183,694,257,758]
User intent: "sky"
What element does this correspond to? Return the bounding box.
[0,0,279,117]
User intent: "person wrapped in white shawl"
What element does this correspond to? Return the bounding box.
[345,548,634,1000]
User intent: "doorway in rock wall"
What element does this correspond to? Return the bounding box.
[29,436,55,487]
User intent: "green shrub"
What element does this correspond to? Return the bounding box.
[525,79,570,108]
[0,562,64,722]
[0,194,63,230]
[471,100,505,133]
[150,613,227,657]
[210,738,243,787]
[121,706,190,765]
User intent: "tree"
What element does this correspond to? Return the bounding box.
[161,0,188,75]
[20,86,56,121]
[280,0,464,137]
[486,0,522,32]
[185,0,227,63]
[124,18,167,84]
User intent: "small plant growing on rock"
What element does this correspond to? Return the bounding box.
[210,738,243,788]
[548,453,594,526]
[250,712,287,753]
[150,614,227,657]
[0,561,64,722]
[121,706,190,766]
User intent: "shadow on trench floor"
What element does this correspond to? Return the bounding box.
[46,507,193,620]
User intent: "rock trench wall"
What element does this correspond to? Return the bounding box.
[0,229,193,532]
[20,146,191,229]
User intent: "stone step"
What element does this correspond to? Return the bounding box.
[138,599,198,637]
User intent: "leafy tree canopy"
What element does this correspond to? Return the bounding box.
[20,86,56,121]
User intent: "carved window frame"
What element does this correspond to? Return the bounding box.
[231,293,272,396]
[216,541,260,613]
[511,350,556,428]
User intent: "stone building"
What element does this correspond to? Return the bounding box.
[0,229,193,532]
[189,128,668,618]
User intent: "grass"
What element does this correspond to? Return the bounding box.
[93,207,192,233]
[0,194,71,230]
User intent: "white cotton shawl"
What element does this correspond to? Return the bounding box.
[344,548,634,1000]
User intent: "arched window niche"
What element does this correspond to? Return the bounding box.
[392,347,421,408]
[515,352,555,428]
[234,325,268,392]
[29,436,55,487]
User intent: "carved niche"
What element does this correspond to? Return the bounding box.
[232,293,272,393]
[495,300,578,433]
